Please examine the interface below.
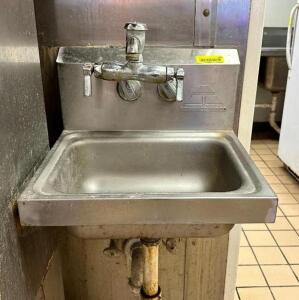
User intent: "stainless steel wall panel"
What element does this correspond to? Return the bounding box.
[34,0,251,135]
[0,0,57,299]
[215,0,251,48]
[195,0,218,46]
[34,0,195,47]
[57,47,240,131]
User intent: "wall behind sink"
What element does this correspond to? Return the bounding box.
[33,0,251,141]
[0,0,59,299]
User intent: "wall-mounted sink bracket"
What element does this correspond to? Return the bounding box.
[82,22,184,102]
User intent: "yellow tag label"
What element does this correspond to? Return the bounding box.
[195,55,225,64]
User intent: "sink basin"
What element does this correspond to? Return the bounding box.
[18,131,277,237]
[260,56,288,93]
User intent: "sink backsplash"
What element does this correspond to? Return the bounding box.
[57,47,240,131]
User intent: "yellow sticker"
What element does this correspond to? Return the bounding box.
[195,55,225,64]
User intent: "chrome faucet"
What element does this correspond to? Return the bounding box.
[83,22,184,102]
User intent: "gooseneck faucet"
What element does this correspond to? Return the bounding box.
[83,22,184,102]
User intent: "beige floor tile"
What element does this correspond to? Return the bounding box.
[271,183,289,194]
[240,231,249,246]
[269,147,279,154]
[242,223,268,231]
[278,176,299,185]
[234,290,239,300]
[261,265,298,286]
[251,140,266,145]
[286,184,299,194]
[265,139,278,145]
[253,247,286,265]
[251,154,262,161]
[239,247,257,265]
[291,265,299,279]
[271,167,289,176]
[281,247,299,264]
[250,149,257,155]
[236,266,267,287]
[259,167,274,176]
[271,287,299,300]
[265,175,280,184]
[288,217,299,230]
[237,287,273,300]
[276,207,283,216]
[245,231,276,246]
[277,193,298,204]
[262,154,278,161]
[267,217,293,230]
[280,204,299,216]
[251,144,269,150]
[255,149,272,155]
[293,194,299,201]
[255,161,268,168]
[267,160,284,168]
[271,231,299,246]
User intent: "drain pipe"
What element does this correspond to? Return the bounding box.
[141,238,162,299]
[255,92,281,134]
[269,93,281,134]
[124,239,144,294]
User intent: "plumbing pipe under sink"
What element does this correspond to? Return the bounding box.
[105,238,162,299]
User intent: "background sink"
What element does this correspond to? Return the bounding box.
[18,131,277,236]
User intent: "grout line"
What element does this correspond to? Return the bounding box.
[236,287,241,300]
[241,229,277,299]
[239,140,299,298]
[240,244,299,248]
[272,206,299,283]
[256,172,299,287]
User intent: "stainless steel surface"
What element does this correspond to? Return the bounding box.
[0,0,56,299]
[124,22,147,62]
[67,224,234,239]
[262,27,288,57]
[117,80,143,102]
[58,47,240,131]
[86,23,185,102]
[34,0,195,47]
[261,57,289,92]
[195,0,217,46]
[261,47,286,57]
[83,63,94,97]
[18,130,277,229]
[33,0,251,133]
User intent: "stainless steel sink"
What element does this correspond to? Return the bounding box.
[18,131,277,237]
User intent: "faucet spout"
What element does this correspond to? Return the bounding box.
[125,22,147,62]
[126,37,140,55]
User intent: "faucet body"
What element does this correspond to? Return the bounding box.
[83,22,184,102]
[94,62,175,84]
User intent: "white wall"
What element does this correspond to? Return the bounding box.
[264,0,297,27]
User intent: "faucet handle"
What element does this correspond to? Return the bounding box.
[157,67,185,102]
[83,63,94,97]
[175,68,184,102]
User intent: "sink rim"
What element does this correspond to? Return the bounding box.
[33,130,267,198]
[18,130,277,226]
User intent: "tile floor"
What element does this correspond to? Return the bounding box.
[235,139,299,300]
